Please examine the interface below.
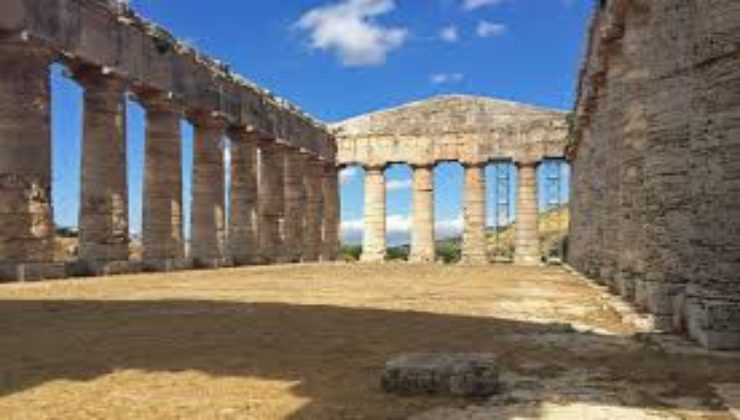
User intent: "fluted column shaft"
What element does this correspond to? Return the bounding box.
[303,158,324,262]
[0,44,54,267]
[75,69,129,262]
[141,95,184,262]
[257,141,285,263]
[189,113,227,267]
[462,163,487,264]
[515,161,541,265]
[228,129,259,265]
[283,148,306,263]
[411,164,435,262]
[362,165,386,262]
[321,163,341,261]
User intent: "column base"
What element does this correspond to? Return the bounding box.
[461,254,488,265]
[231,255,261,266]
[192,257,234,270]
[66,260,144,277]
[409,254,436,264]
[685,285,740,351]
[0,262,67,282]
[514,255,542,266]
[141,258,193,273]
[361,254,386,263]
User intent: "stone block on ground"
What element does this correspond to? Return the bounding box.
[381,353,500,397]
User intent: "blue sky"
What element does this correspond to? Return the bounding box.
[51,0,592,245]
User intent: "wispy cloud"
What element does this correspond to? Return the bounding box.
[476,21,506,38]
[431,73,464,85]
[386,179,413,191]
[462,0,507,11]
[296,0,409,67]
[439,25,460,43]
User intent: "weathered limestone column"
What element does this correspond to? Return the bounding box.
[514,160,541,265]
[257,141,285,263]
[189,112,227,268]
[410,164,435,263]
[227,128,259,265]
[321,162,341,261]
[462,162,487,264]
[0,42,60,281]
[74,67,129,267]
[362,165,387,262]
[283,147,306,263]
[140,92,185,269]
[303,157,324,262]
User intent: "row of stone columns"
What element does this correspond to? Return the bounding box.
[359,161,541,265]
[0,43,340,280]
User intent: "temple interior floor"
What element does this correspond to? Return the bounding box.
[0,263,738,419]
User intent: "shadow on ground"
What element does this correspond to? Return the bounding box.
[0,299,737,418]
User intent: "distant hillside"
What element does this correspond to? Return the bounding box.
[484,206,569,261]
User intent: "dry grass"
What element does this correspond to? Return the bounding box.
[0,264,737,419]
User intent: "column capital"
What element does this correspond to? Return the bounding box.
[187,109,230,129]
[461,160,487,169]
[227,126,260,144]
[410,162,436,171]
[69,63,127,92]
[362,163,387,172]
[514,159,542,168]
[134,89,184,114]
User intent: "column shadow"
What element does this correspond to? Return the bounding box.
[0,299,737,418]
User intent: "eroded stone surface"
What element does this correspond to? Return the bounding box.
[381,353,500,397]
[568,0,740,350]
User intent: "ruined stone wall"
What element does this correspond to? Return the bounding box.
[568,0,740,350]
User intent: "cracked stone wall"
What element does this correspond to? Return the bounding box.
[569,0,740,350]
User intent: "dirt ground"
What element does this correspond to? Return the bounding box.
[0,264,738,419]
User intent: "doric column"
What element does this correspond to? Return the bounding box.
[189,112,227,268]
[257,140,285,263]
[462,162,487,264]
[283,147,306,263]
[362,164,387,262]
[74,67,129,264]
[410,164,435,263]
[321,162,341,261]
[139,92,184,266]
[515,160,541,265]
[227,128,259,265]
[0,42,56,280]
[303,157,324,262]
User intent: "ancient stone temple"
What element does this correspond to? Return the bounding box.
[0,0,340,281]
[334,95,568,264]
[567,0,740,350]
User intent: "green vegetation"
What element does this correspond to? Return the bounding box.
[341,245,362,262]
[386,246,409,261]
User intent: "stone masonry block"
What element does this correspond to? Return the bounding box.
[381,353,500,397]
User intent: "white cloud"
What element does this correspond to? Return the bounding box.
[462,0,506,11]
[386,179,413,191]
[431,73,464,85]
[296,0,409,67]
[439,25,459,43]
[341,215,465,244]
[435,216,463,239]
[340,167,361,185]
[476,21,506,38]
